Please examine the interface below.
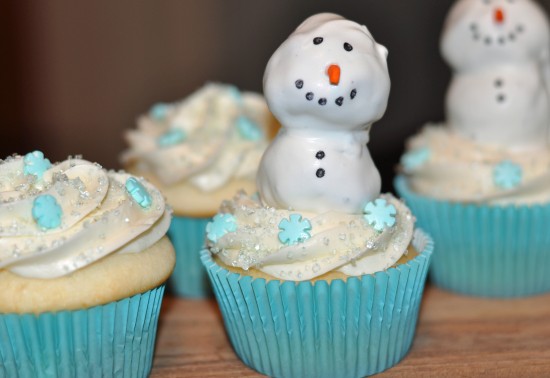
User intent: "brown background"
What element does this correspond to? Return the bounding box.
[2,0,550,191]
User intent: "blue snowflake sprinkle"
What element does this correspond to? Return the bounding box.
[363,198,397,232]
[400,147,430,172]
[236,116,263,141]
[278,214,312,245]
[125,177,152,208]
[493,160,522,189]
[157,128,186,147]
[206,213,237,242]
[24,151,51,179]
[32,194,62,230]
[149,103,171,121]
[226,85,242,102]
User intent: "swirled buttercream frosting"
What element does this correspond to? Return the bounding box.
[0,152,170,279]
[121,83,270,191]
[401,125,550,204]
[207,192,414,281]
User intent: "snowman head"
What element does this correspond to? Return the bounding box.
[441,0,550,72]
[263,13,391,131]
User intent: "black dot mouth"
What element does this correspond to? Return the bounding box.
[295,79,357,107]
[469,22,524,45]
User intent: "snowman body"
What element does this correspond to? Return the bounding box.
[442,0,550,150]
[258,128,380,214]
[447,62,548,148]
[258,13,390,214]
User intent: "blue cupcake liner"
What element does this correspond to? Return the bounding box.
[201,230,433,378]
[0,285,165,378]
[395,175,550,297]
[167,215,212,298]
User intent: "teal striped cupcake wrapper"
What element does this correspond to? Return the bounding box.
[167,215,212,298]
[395,175,550,297]
[201,230,433,378]
[0,285,165,378]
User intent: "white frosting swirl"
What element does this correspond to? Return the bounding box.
[121,83,270,191]
[402,125,550,204]
[208,192,414,281]
[0,154,170,278]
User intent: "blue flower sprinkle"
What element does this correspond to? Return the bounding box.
[278,214,312,245]
[400,147,430,172]
[32,194,62,230]
[125,177,152,208]
[157,128,186,147]
[236,116,263,141]
[206,213,238,242]
[493,160,522,189]
[363,198,397,232]
[149,103,171,121]
[24,151,51,179]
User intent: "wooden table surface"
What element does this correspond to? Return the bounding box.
[150,284,550,377]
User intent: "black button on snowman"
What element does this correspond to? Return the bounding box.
[257,13,391,214]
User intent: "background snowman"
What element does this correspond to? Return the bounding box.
[442,0,550,150]
[258,13,390,214]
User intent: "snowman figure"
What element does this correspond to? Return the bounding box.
[257,13,390,214]
[442,0,550,150]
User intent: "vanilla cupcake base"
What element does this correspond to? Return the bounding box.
[0,237,175,314]
[0,237,175,378]
[202,230,433,378]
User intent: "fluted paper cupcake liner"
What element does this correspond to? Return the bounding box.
[395,175,550,297]
[0,285,165,378]
[167,215,212,298]
[201,230,433,378]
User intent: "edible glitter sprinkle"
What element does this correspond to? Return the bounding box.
[157,128,187,147]
[278,214,312,245]
[125,177,152,208]
[206,213,238,242]
[32,194,63,230]
[493,160,522,189]
[236,116,263,141]
[363,198,397,232]
[23,151,51,179]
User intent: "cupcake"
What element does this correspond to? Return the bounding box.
[0,152,175,377]
[395,0,550,297]
[201,14,433,378]
[121,83,275,297]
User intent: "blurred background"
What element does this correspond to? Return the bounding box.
[2,0,550,191]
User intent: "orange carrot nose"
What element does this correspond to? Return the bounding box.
[495,7,505,24]
[328,64,341,85]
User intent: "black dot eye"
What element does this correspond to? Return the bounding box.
[295,80,303,89]
[343,42,353,52]
[313,37,323,45]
